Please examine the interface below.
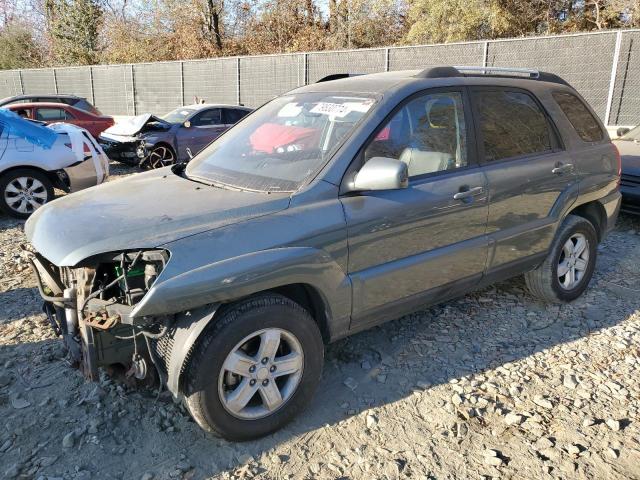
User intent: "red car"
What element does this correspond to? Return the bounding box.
[7,102,114,138]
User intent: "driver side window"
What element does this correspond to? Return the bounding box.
[364,91,468,178]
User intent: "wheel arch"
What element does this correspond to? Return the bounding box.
[567,200,607,242]
[269,283,332,343]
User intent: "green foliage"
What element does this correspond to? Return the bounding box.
[47,0,104,65]
[0,24,43,70]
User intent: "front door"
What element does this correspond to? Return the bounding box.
[341,88,489,328]
[469,87,578,272]
[176,108,226,159]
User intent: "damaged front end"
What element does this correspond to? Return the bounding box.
[98,114,171,166]
[24,247,171,383]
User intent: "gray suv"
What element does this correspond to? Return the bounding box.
[25,66,621,441]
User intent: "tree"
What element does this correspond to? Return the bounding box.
[0,23,43,69]
[406,0,509,44]
[47,0,103,65]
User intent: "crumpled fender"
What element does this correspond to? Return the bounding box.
[130,246,351,322]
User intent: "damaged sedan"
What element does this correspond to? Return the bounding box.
[98,104,252,168]
[25,68,620,440]
[0,109,109,218]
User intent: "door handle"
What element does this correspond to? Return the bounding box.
[552,163,574,174]
[453,186,484,200]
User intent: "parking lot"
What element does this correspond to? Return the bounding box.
[0,161,638,479]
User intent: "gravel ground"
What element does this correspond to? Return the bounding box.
[1,163,639,480]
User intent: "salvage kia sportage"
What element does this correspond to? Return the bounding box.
[25,66,621,441]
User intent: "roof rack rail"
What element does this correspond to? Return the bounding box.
[454,66,539,77]
[415,66,569,86]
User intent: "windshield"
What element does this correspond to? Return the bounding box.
[620,125,640,141]
[163,107,196,124]
[185,93,377,192]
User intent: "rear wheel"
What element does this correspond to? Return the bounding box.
[525,215,598,303]
[0,169,54,219]
[183,294,324,441]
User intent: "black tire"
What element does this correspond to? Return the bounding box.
[183,294,324,441]
[524,215,598,303]
[0,168,54,219]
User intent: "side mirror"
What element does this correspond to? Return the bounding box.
[183,120,191,128]
[350,157,408,192]
[617,127,630,137]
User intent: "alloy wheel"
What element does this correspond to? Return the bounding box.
[146,146,175,169]
[557,233,589,290]
[3,176,48,214]
[218,328,304,420]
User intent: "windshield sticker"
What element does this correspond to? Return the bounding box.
[310,102,351,117]
[310,100,374,118]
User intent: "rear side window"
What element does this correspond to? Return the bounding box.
[74,99,101,115]
[474,90,553,162]
[35,108,67,121]
[224,108,249,124]
[552,92,603,142]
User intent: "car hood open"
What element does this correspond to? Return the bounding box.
[101,114,170,138]
[25,168,291,266]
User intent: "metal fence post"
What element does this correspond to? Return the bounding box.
[52,69,58,94]
[236,57,241,105]
[303,53,308,85]
[88,66,95,105]
[131,64,137,116]
[180,61,185,106]
[605,30,623,126]
[385,48,390,71]
[18,70,24,94]
[482,41,489,70]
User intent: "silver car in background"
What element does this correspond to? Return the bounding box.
[0,118,109,218]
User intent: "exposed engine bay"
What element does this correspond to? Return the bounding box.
[24,246,171,384]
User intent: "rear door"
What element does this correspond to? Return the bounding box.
[342,88,489,328]
[470,87,577,274]
[34,107,68,124]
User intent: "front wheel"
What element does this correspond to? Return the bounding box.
[141,145,176,169]
[525,215,598,303]
[183,294,324,441]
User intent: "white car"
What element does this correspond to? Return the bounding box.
[0,117,109,218]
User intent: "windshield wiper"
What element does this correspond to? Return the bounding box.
[184,172,245,192]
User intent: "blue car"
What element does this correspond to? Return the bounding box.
[98,104,252,168]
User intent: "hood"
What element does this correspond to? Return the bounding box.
[101,114,169,137]
[25,169,291,266]
[614,139,640,176]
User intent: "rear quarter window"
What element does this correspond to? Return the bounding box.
[552,92,604,142]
